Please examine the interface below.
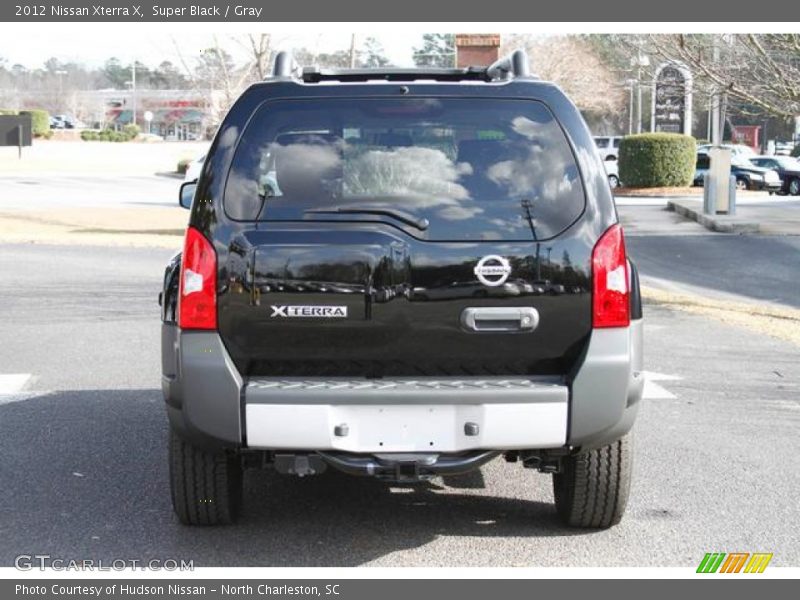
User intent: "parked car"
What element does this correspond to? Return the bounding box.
[164,49,643,529]
[183,154,206,182]
[749,156,800,195]
[594,135,623,161]
[693,153,782,192]
[696,143,757,160]
[604,159,620,188]
[774,141,795,156]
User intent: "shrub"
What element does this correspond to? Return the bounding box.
[618,133,696,188]
[122,123,141,139]
[19,109,51,138]
[81,127,139,142]
[791,145,800,158]
[0,109,19,116]
[177,158,192,174]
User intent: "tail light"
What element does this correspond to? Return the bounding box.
[178,226,217,330]
[592,223,630,328]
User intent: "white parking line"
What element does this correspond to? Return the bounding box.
[641,370,682,400]
[0,374,31,394]
[0,374,38,406]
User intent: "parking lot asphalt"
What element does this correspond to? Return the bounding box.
[0,225,798,566]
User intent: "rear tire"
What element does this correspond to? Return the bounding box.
[789,177,800,196]
[552,432,633,528]
[169,429,243,525]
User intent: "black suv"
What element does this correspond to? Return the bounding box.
[162,50,644,529]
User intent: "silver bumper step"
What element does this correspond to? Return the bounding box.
[246,377,566,405]
[243,377,569,453]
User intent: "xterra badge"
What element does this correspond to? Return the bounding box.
[474,255,512,287]
[270,305,348,318]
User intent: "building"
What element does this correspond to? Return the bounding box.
[74,89,223,140]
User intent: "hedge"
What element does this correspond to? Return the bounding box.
[81,125,140,143]
[618,133,696,188]
[19,109,51,138]
[791,145,800,158]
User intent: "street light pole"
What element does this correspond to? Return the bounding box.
[630,53,650,134]
[131,60,137,129]
[711,39,721,145]
[627,79,635,135]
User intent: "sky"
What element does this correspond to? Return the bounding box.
[0,30,421,70]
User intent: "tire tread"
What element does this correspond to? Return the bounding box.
[553,433,632,528]
[168,430,241,525]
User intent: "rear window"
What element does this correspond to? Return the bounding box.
[224,97,585,241]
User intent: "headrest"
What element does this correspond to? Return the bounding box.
[375,132,413,148]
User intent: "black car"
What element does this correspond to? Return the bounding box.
[162,50,644,529]
[749,156,800,195]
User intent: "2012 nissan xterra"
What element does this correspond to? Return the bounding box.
[160,49,644,528]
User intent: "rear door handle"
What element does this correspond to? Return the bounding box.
[460,307,539,333]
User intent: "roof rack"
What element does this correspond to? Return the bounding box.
[268,49,532,83]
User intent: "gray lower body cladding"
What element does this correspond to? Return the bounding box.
[162,319,643,452]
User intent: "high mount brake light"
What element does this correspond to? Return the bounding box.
[178,227,217,330]
[592,223,630,328]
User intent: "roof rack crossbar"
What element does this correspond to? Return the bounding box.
[300,66,490,84]
[267,48,532,83]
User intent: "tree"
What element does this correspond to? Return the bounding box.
[361,37,390,68]
[643,34,800,119]
[413,34,455,68]
[102,57,130,88]
[293,47,353,69]
[504,35,626,116]
[151,61,187,89]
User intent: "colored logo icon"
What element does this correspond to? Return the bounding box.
[697,552,773,573]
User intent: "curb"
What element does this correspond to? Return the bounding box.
[666,200,760,234]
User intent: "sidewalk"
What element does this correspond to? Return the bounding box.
[0,206,185,248]
[664,196,800,235]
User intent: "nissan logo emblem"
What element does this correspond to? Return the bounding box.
[474,255,512,287]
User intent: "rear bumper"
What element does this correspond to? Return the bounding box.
[162,319,643,452]
[245,379,568,452]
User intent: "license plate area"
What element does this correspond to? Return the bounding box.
[331,404,469,452]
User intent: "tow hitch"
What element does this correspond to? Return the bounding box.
[316,450,499,482]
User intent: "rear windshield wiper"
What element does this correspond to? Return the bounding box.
[304,206,429,231]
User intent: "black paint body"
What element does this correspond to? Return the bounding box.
[180,78,619,379]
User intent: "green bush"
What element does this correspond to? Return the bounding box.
[81,127,138,142]
[0,109,19,115]
[177,158,192,174]
[618,133,696,188]
[122,123,141,139]
[19,109,51,138]
[791,145,800,158]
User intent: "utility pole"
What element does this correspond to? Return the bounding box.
[711,39,721,145]
[349,34,357,68]
[636,77,643,134]
[131,60,137,129]
[627,79,636,135]
[631,53,650,134]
